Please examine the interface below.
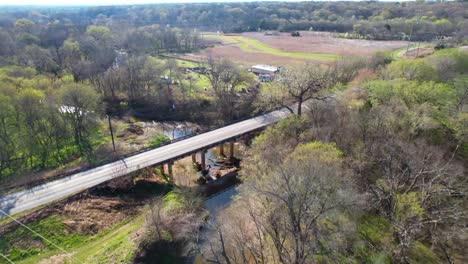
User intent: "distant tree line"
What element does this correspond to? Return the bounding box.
[0,1,466,41]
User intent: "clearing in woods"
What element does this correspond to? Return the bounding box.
[204,33,339,61]
[181,31,411,66]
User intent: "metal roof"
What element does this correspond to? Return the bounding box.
[251,64,279,72]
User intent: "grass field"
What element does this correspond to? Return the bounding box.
[182,31,411,66]
[204,33,339,61]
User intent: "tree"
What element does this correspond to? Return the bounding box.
[140,56,165,98]
[0,29,16,57]
[205,56,254,121]
[85,25,113,44]
[258,63,334,116]
[93,67,124,101]
[207,140,360,263]
[17,88,51,168]
[0,93,18,176]
[58,39,82,72]
[434,19,454,37]
[14,19,35,34]
[59,84,100,155]
[453,76,468,112]
[361,135,465,263]
[19,45,60,74]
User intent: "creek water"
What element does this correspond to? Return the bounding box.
[160,124,241,180]
[141,122,244,262]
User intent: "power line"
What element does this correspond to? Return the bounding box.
[0,209,84,264]
[0,252,15,264]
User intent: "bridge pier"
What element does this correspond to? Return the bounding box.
[167,161,173,180]
[229,141,235,159]
[191,153,197,164]
[200,150,206,172]
[160,164,165,174]
[219,143,225,157]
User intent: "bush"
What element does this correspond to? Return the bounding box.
[290,31,301,37]
[384,59,437,82]
[148,133,171,147]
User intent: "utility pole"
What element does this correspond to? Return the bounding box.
[107,115,116,152]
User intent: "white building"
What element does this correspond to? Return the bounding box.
[250,64,281,75]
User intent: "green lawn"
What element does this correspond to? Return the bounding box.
[203,34,339,61]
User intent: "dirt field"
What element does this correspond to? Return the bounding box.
[183,31,410,66]
[244,31,410,56]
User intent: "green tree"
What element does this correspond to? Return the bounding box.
[59,84,100,155]
[0,94,18,176]
[85,25,113,44]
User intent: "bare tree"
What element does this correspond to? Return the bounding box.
[258,63,334,116]
[206,141,361,264]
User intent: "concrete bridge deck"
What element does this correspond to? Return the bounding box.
[0,108,292,216]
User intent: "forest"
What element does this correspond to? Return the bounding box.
[1,1,467,40]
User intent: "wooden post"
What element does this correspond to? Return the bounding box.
[201,150,206,172]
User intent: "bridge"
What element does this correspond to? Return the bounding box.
[0,107,293,216]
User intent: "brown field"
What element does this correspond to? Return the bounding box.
[243,31,410,56]
[182,31,410,67]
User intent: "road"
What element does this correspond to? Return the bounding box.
[0,108,292,216]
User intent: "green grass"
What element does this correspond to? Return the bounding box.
[12,215,145,264]
[0,215,88,263]
[73,215,144,264]
[204,34,338,61]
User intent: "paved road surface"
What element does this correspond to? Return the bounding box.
[0,108,292,216]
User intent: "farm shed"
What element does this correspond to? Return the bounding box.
[250,64,281,75]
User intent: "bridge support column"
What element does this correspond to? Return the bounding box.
[160,164,165,175]
[219,143,225,157]
[191,153,197,164]
[201,150,206,172]
[167,161,173,180]
[229,141,235,159]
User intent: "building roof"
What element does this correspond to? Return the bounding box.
[251,64,279,72]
